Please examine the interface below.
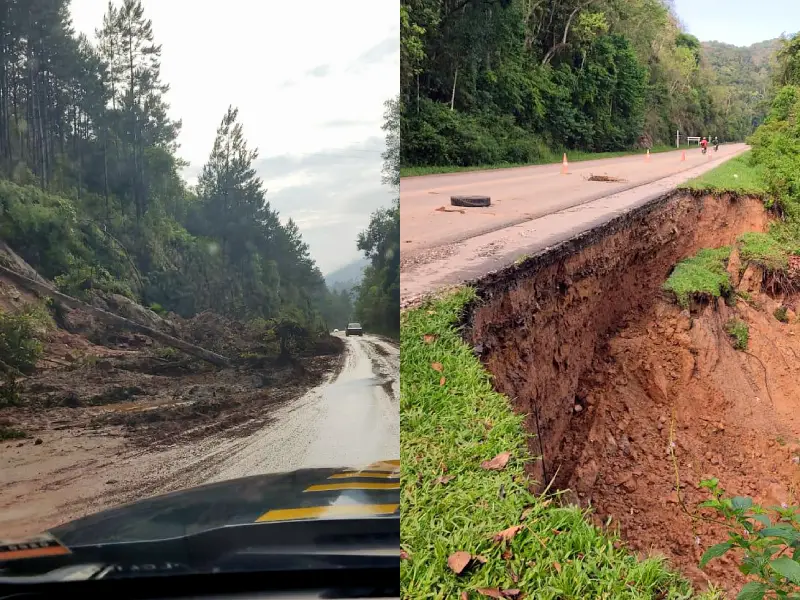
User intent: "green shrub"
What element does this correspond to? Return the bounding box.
[699,477,800,599]
[0,425,27,440]
[774,306,789,323]
[149,302,167,316]
[0,303,53,373]
[54,264,135,301]
[724,318,749,350]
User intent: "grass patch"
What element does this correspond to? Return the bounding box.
[774,306,789,323]
[400,289,721,599]
[663,247,732,308]
[679,153,768,196]
[400,145,677,177]
[0,425,28,441]
[0,303,53,374]
[738,231,790,271]
[725,318,749,350]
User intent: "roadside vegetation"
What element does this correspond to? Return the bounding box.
[0,0,398,344]
[400,290,723,599]
[663,247,732,308]
[400,0,773,173]
[0,303,53,375]
[660,34,800,598]
[401,145,676,178]
[679,154,768,196]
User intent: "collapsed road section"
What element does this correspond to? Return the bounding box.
[461,186,800,592]
[400,144,750,308]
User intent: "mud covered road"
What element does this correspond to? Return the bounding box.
[0,333,398,538]
[207,333,399,482]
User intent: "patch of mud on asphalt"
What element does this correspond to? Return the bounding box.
[361,338,399,401]
[461,190,798,595]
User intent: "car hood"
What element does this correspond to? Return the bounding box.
[47,459,400,548]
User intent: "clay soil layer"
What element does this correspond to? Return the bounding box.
[466,191,789,593]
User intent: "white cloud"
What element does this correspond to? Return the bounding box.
[68,0,399,274]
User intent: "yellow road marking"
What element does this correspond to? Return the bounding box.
[0,545,70,560]
[305,482,400,492]
[361,460,400,472]
[256,504,399,522]
[329,471,399,480]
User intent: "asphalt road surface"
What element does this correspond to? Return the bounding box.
[206,333,399,482]
[401,143,750,306]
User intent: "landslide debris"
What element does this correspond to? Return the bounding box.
[0,249,344,449]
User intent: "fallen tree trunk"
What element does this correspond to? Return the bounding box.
[0,264,231,368]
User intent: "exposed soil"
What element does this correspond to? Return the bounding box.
[2,309,342,449]
[464,191,789,594]
[560,275,800,594]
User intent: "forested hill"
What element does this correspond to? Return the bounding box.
[0,0,397,335]
[401,0,779,169]
[701,38,780,132]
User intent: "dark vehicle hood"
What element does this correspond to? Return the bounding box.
[48,459,399,548]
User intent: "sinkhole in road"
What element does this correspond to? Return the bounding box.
[462,190,800,592]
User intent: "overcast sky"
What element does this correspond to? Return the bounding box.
[674,0,799,46]
[68,0,399,274]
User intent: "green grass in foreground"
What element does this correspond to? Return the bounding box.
[679,153,768,196]
[663,247,732,308]
[400,145,677,178]
[400,289,721,599]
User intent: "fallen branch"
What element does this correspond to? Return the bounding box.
[0,264,231,368]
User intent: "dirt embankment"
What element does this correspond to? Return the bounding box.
[465,191,785,592]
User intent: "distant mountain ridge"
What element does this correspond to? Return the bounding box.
[325,257,369,292]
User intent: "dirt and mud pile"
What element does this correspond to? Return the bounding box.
[465,191,800,593]
[0,251,344,449]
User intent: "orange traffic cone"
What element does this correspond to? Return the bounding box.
[645,149,651,162]
[561,153,568,175]
[681,150,686,161]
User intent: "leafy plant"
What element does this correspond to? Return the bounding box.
[775,306,790,323]
[725,318,750,350]
[0,303,53,373]
[699,478,800,599]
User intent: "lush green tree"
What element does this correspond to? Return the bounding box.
[353,97,400,337]
[0,0,351,341]
[400,0,776,168]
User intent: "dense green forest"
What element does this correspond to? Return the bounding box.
[701,38,779,135]
[400,0,777,168]
[0,0,395,338]
[352,97,400,337]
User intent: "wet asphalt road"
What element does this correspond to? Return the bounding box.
[206,333,399,482]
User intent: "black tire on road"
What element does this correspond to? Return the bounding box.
[451,195,491,208]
